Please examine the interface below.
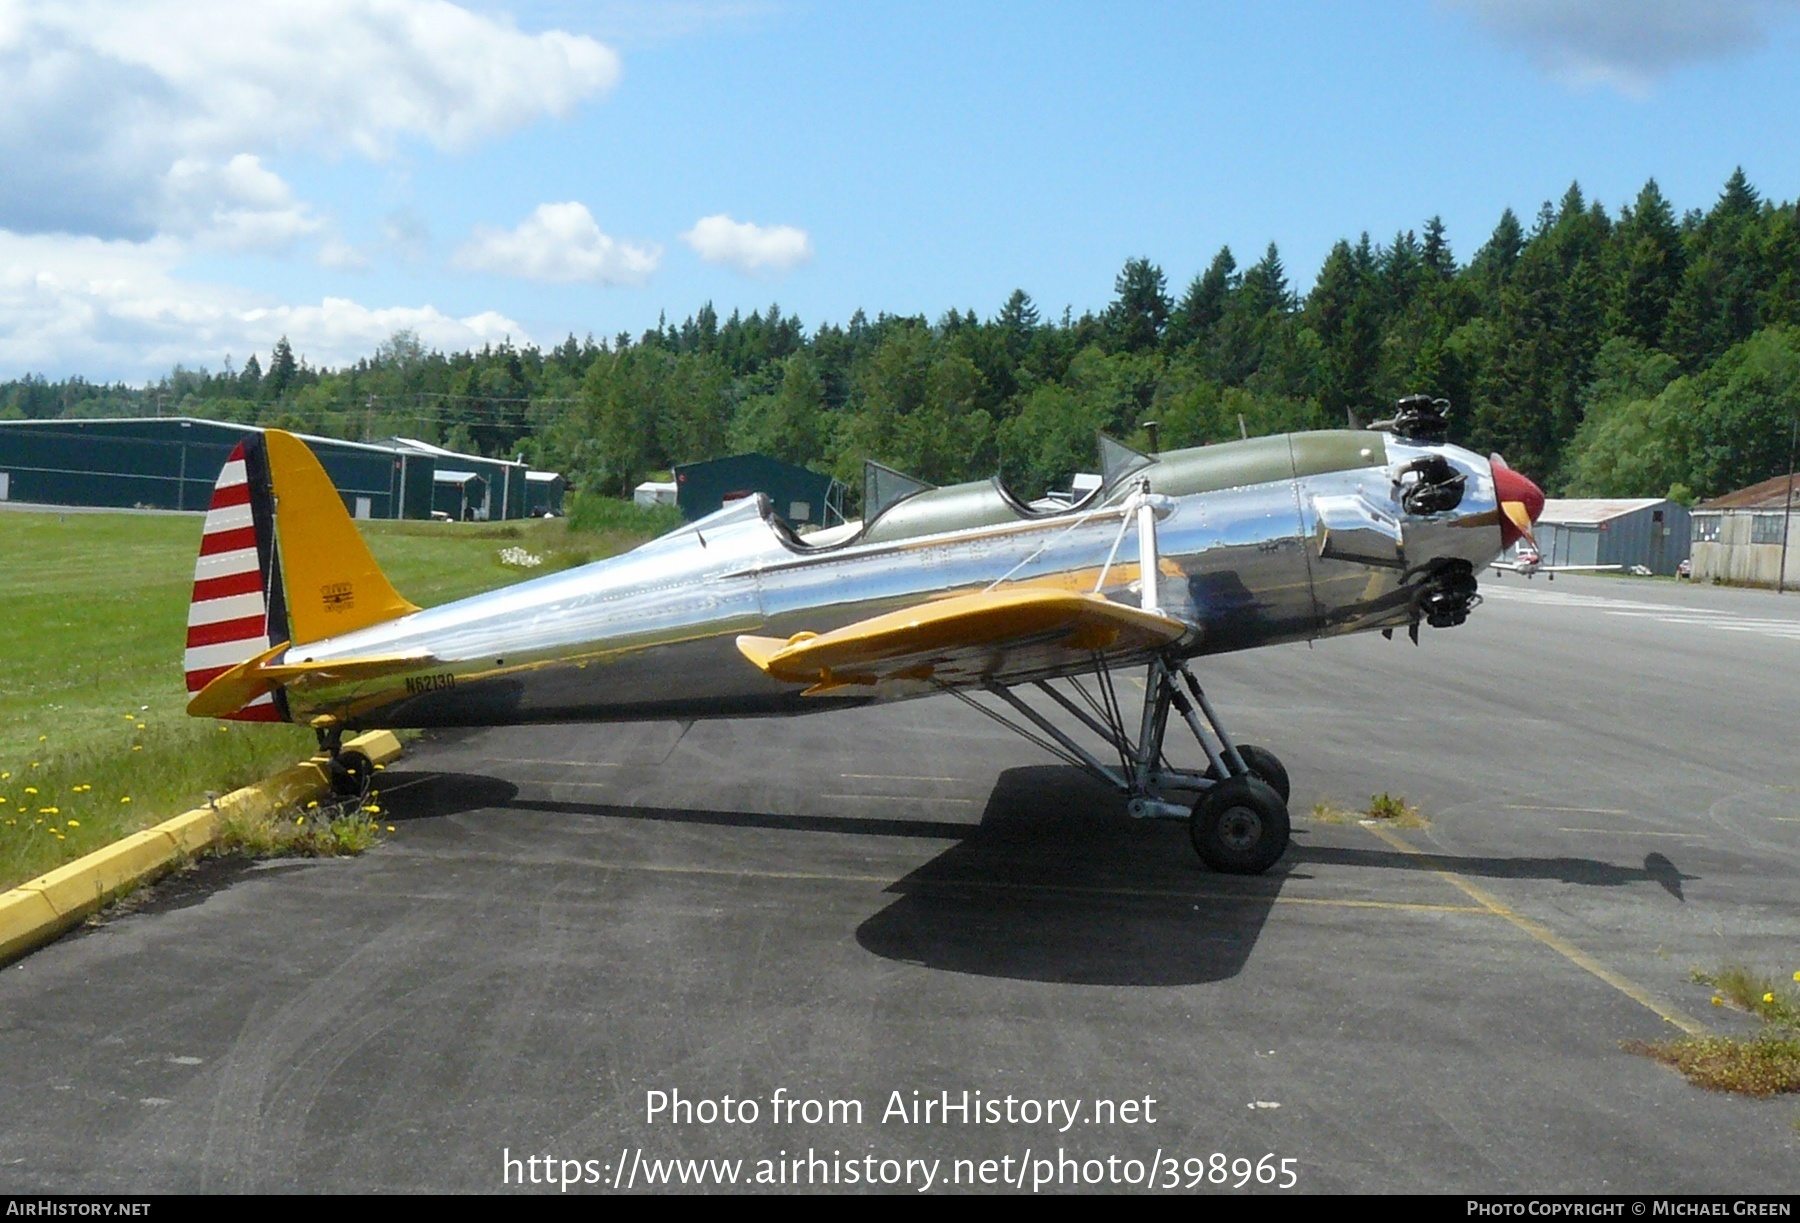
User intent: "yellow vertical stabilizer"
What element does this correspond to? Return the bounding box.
[265,430,419,645]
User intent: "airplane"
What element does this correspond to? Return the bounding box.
[1488,538,1622,580]
[182,394,1545,876]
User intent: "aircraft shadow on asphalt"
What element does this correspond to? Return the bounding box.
[1287,844,1694,899]
[853,765,1284,987]
[381,764,1284,987]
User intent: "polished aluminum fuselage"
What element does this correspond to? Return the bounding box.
[284,435,1503,730]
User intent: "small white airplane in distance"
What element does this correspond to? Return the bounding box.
[1489,539,1622,580]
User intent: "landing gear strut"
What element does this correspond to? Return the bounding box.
[939,653,1292,875]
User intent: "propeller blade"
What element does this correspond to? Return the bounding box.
[1502,499,1538,547]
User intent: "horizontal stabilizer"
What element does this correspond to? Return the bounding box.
[186,643,435,719]
[737,588,1190,694]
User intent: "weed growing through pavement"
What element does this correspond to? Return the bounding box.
[1626,964,1800,1098]
[1308,794,1426,828]
[216,792,391,859]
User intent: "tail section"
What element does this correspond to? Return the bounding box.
[185,438,287,721]
[185,430,419,721]
[259,430,417,646]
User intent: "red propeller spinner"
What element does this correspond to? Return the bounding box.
[1490,454,1545,549]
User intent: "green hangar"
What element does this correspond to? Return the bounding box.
[0,417,437,519]
[0,419,564,526]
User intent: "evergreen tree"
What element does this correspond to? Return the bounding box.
[1168,247,1236,351]
[239,353,263,398]
[1421,216,1455,279]
[266,337,297,400]
[1609,179,1685,349]
[1103,257,1171,353]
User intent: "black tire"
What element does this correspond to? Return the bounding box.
[1190,776,1290,875]
[1204,743,1290,804]
[330,749,373,798]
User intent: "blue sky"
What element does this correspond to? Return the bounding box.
[2,0,1797,381]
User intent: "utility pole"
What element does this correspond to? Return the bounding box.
[1778,412,1797,595]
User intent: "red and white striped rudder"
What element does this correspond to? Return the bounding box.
[184,441,285,721]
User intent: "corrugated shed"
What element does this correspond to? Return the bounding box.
[1531,498,1690,575]
[1538,498,1669,525]
[1697,474,1800,511]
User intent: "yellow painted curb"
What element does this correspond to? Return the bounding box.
[0,730,404,967]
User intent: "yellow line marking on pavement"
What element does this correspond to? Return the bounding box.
[819,793,976,805]
[1360,823,1708,1037]
[1558,828,1702,838]
[839,774,964,782]
[1502,805,1630,815]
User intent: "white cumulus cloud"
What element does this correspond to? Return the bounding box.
[681,214,813,274]
[159,155,321,251]
[0,230,524,380]
[0,0,621,239]
[453,202,660,284]
[1454,0,1791,96]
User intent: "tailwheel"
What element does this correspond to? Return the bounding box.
[1205,743,1290,804]
[1190,776,1290,875]
[328,748,373,798]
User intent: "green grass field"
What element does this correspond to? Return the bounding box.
[0,505,674,890]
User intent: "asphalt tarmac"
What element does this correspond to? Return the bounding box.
[2,573,1796,1194]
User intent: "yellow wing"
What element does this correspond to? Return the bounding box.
[736,588,1192,696]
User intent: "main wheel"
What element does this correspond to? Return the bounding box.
[1204,743,1290,804]
[1190,776,1290,875]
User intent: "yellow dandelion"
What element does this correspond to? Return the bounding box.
[362,805,380,814]
[218,726,228,732]
[39,807,58,815]
[38,735,46,742]
[1793,971,1800,983]
[0,771,8,779]
[295,816,305,825]
[24,787,38,795]
[306,800,319,809]
[374,763,385,770]
[135,723,145,730]
[132,745,143,752]
[385,825,394,832]
[124,714,135,720]
[120,796,131,804]
[0,797,7,805]
[1712,996,1724,1006]
[66,820,78,828]
[1764,993,1776,1004]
